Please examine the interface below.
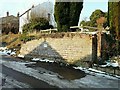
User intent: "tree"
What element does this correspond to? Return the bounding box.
[30,17,49,30]
[90,9,105,27]
[96,17,106,28]
[108,1,120,39]
[22,17,52,33]
[69,2,83,26]
[80,20,91,26]
[80,20,86,26]
[54,2,70,32]
[54,1,83,32]
[103,12,108,28]
[80,9,108,28]
[108,1,120,55]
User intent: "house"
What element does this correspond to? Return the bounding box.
[19,1,54,34]
[0,12,19,34]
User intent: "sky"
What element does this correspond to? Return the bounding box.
[0,0,108,22]
[80,0,108,22]
[0,0,54,17]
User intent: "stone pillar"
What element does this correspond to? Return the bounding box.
[101,33,109,63]
[92,34,98,64]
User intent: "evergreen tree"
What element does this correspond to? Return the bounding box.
[54,2,70,32]
[108,1,120,39]
[108,1,120,55]
[69,2,83,26]
[54,1,83,32]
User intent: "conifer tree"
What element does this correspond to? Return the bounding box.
[108,1,120,39]
[54,1,83,32]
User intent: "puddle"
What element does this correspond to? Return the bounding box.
[26,61,86,80]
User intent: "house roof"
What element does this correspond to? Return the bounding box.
[0,15,18,25]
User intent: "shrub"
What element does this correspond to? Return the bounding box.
[22,23,32,34]
[22,17,53,34]
[19,34,36,42]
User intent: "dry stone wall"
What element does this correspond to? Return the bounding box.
[20,33,92,63]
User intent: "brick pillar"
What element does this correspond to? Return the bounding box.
[92,34,98,64]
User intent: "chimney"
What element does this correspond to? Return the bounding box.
[48,13,50,22]
[17,12,19,17]
[32,5,34,8]
[7,11,9,16]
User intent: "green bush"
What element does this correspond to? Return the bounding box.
[22,17,53,34]
[22,23,32,34]
[19,34,36,42]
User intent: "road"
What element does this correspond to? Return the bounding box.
[0,56,58,89]
[1,55,119,89]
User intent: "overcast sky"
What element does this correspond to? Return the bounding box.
[0,0,108,22]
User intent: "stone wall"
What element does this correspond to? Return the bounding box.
[20,33,93,63]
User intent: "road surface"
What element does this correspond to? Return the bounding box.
[0,56,58,89]
[0,55,119,89]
